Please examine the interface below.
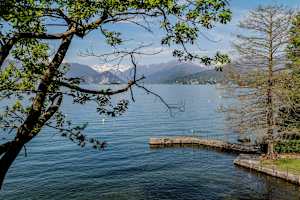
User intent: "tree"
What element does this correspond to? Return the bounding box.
[0,0,231,188]
[276,12,300,135]
[287,13,300,68]
[221,5,293,155]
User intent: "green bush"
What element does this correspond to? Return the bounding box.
[275,140,300,153]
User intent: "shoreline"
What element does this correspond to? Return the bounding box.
[149,137,300,185]
[234,154,300,185]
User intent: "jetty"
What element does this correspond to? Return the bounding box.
[149,136,260,154]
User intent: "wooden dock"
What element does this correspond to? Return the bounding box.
[149,136,260,153]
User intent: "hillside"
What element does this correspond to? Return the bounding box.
[168,69,225,84]
[120,60,206,83]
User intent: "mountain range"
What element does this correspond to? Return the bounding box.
[141,61,206,83]
[86,60,208,83]
[64,63,125,84]
[62,61,218,84]
[3,59,224,85]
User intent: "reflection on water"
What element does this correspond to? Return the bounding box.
[1,85,300,200]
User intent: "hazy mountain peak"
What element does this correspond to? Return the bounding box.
[116,60,207,82]
[63,60,209,84]
[91,64,131,73]
[64,62,125,84]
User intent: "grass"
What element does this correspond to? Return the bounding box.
[262,158,300,175]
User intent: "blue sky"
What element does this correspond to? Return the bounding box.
[62,0,300,69]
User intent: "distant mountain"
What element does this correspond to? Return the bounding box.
[119,60,177,80]
[4,59,214,84]
[96,71,126,84]
[63,60,210,84]
[64,63,125,84]
[169,69,225,84]
[146,62,205,83]
[120,60,206,83]
[91,64,131,78]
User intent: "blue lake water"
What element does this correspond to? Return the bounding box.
[1,85,300,200]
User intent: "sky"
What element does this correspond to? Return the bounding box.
[61,0,300,71]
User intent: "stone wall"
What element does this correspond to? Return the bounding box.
[234,154,300,185]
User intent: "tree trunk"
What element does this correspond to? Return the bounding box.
[266,15,274,156]
[266,83,274,155]
[0,34,73,189]
[0,141,25,189]
[267,141,274,155]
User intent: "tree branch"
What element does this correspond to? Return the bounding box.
[57,77,145,96]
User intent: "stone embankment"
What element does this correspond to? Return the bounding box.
[149,136,260,153]
[149,136,300,185]
[234,154,300,185]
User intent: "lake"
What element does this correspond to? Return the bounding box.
[1,85,300,200]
